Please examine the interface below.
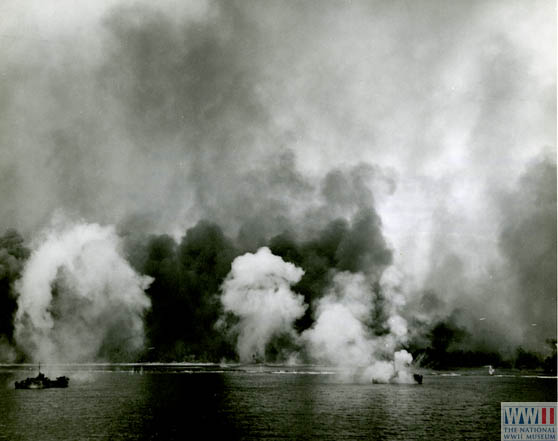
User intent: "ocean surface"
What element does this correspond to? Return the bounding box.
[0,364,556,441]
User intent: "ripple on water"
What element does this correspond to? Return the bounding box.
[0,368,556,441]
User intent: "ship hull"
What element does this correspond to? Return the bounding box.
[15,375,69,389]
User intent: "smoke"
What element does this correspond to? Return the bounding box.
[0,230,29,361]
[0,0,555,365]
[218,242,415,382]
[125,221,240,362]
[401,153,557,357]
[302,271,413,383]
[14,220,152,363]
[220,247,306,362]
[497,157,557,347]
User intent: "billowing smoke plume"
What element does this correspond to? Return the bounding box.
[14,221,152,363]
[498,158,557,348]
[219,243,416,382]
[404,155,557,359]
[0,0,555,367]
[0,230,29,361]
[220,247,305,362]
[302,272,413,383]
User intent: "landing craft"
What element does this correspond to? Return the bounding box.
[14,363,69,389]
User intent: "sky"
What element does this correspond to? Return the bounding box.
[0,0,555,355]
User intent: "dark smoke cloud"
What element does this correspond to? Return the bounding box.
[98,1,273,234]
[0,230,29,361]
[0,0,271,235]
[127,221,239,361]
[124,160,398,362]
[405,156,556,356]
[498,157,557,347]
[0,0,555,363]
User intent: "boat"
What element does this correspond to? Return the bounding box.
[15,365,69,389]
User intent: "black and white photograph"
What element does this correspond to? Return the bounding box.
[0,1,556,440]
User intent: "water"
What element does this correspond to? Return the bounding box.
[0,365,556,441]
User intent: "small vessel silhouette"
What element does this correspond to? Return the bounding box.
[15,363,69,389]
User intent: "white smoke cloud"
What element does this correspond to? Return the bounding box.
[0,0,551,367]
[220,251,416,382]
[14,220,152,363]
[220,247,306,362]
[302,271,415,383]
[361,349,414,384]
[302,273,374,367]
